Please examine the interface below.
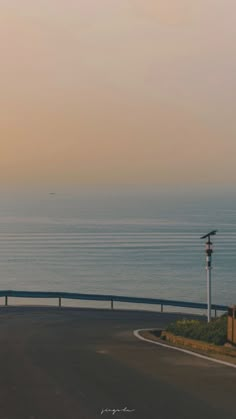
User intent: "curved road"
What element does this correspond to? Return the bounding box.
[0,307,235,419]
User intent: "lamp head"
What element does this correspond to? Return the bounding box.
[200,230,217,240]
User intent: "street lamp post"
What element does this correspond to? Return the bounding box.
[200,230,217,323]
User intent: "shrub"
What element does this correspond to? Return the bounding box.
[166,316,227,346]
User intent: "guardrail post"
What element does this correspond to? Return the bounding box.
[5,296,8,307]
[161,303,163,313]
[215,308,217,318]
[111,299,114,310]
[59,297,62,308]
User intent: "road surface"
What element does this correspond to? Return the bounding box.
[0,306,235,419]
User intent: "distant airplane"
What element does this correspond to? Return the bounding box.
[49,192,56,195]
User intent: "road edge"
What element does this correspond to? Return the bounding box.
[133,328,236,370]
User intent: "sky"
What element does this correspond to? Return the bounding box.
[0,0,236,187]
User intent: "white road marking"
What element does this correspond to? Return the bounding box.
[133,329,236,370]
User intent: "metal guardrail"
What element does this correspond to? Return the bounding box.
[0,290,228,315]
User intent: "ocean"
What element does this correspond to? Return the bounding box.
[0,186,236,311]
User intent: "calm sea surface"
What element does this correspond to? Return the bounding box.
[0,186,236,309]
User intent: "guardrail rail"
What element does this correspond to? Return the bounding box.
[0,290,228,316]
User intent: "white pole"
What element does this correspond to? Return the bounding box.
[206,256,211,322]
[201,231,216,323]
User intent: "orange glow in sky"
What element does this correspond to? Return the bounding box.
[0,1,235,186]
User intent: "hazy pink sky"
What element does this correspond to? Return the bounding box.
[0,1,235,186]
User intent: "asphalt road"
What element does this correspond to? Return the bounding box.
[0,306,235,419]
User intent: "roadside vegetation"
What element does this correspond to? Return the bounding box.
[166,315,227,346]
